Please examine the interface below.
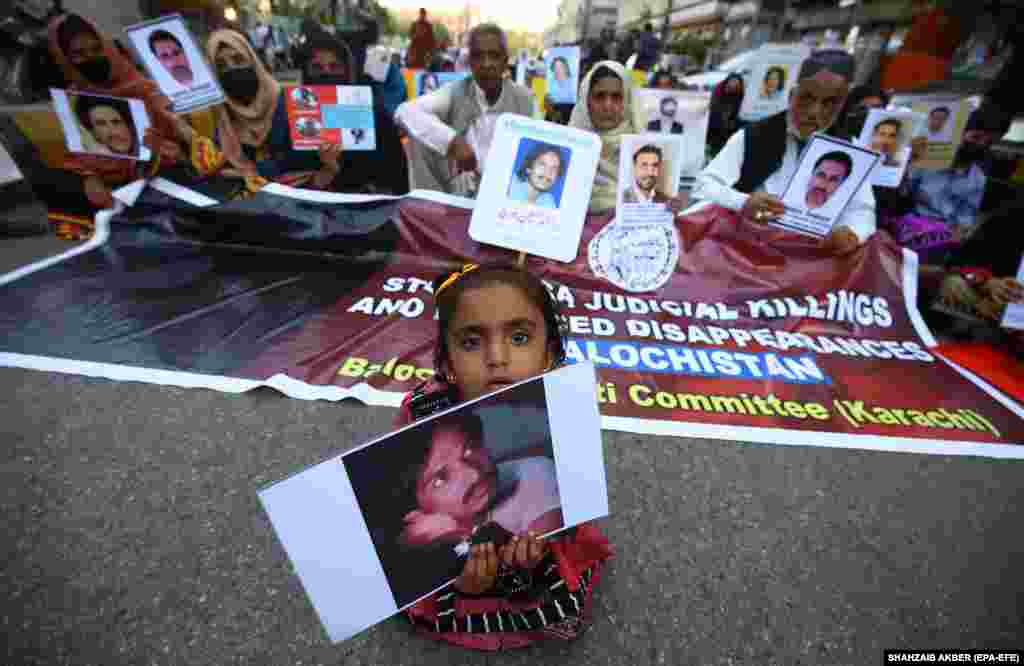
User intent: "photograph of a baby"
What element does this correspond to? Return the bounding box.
[344,381,564,609]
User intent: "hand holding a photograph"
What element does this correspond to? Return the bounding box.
[143,127,183,164]
[446,136,478,174]
[741,193,785,223]
[981,277,1024,306]
[499,532,548,572]
[318,142,344,175]
[456,543,498,595]
[84,175,115,209]
[822,227,860,256]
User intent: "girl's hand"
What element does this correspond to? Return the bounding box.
[822,226,860,255]
[499,532,548,571]
[455,543,498,595]
[981,277,1024,306]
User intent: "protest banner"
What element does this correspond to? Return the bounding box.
[1,185,1022,458]
[50,89,152,161]
[259,362,608,642]
[774,134,879,239]
[469,114,601,262]
[125,14,225,113]
[284,85,376,151]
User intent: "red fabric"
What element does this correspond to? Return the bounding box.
[937,343,1024,405]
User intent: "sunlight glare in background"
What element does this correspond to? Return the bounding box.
[380,0,557,33]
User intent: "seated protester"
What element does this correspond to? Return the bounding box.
[296,21,407,118]
[300,31,409,194]
[904,106,1012,253]
[927,196,1024,343]
[46,13,185,212]
[694,50,875,255]
[190,30,342,191]
[706,73,745,159]
[569,60,687,215]
[395,24,534,197]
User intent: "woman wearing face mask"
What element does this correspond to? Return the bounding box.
[569,61,688,215]
[193,30,341,190]
[46,13,184,229]
[298,31,409,194]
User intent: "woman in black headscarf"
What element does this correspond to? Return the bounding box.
[706,73,745,159]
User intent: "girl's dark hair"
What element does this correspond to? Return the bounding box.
[431,263,567,386]
[58,14,101,57]
[589,64,621,90]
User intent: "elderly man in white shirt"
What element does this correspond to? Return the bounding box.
[694,49,875,255]
[395,24,534,197]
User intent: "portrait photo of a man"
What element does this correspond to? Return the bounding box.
[148,29,194,87]
[869,118,904,167]
[804,150,853,210]
[647,97,683,134]
[927,105,953,142]
[622,144,669,204]
[506,139,569,209]
[73,94,139,157]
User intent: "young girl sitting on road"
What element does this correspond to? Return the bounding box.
[393,262,613,651]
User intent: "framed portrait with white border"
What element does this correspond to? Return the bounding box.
[258,363,608,643]
[125,14,225,113]
[469,114,600,263]
[615,134,684,212]
[856,109,925,188]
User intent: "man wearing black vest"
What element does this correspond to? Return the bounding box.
[694,50,874,255]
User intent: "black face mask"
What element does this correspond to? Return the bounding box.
[77,57,112,84]
[220,66,261,103]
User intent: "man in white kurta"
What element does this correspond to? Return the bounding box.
[694,49,876,255]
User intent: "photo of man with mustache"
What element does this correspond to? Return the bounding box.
[148,29,194,87]
[804,150,853,210]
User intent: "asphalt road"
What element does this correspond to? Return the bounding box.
[2,234,1023,666]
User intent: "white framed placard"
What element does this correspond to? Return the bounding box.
[891,94,972,170]
[545,46,580,105]
[50,89,152,161]
[774,133,880,238]
[739,43,811,123]
[469,114,601,262]
[856,108,925,188]
[258,362,608,643]
[615,133,684,211]
[633,89,710,175]
[125,14,225,113]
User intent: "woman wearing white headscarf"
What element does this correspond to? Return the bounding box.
[569,60,687,214]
